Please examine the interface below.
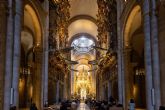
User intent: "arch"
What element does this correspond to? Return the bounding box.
[76,58,91,66]
[75,64,91,70]
[20,3,43,109]
[124,5,141,47]
[73,53,95,60]
[24,4,42,46]
[122,4,147,109]
[68,19,98,41]
[69,33,97,46]
[76,58,90,62]
[69,15,97,25]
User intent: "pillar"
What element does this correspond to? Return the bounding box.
[33,47,43,109]
[142,0,154,109]
[92,65,96,96]
[56,80,59,103]
[63,74,67,100]
[96,76,99,100]
[67,72,71,100]
[71,66,74,95]
[12,0,23,108]
[121,54,125,108]
[102,85,105,100]
[3,0,14,109]
[116,0,124,105]
[108,81,111,101]
[43,0,49,107]
[123,47,133,110]
[100,78,104,100]
[151,0,161,109]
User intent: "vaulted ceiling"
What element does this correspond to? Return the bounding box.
[68,0,98,75]
[68,0,98,41]
[69,0,98,19]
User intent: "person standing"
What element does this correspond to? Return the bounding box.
[129,99,135,110]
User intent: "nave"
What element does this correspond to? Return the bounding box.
[0,0,165,110]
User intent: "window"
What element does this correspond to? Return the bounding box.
[71,36,95,53]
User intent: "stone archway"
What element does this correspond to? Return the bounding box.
[19,3,43,109]
[123,5,146,109]
[24,4,42,45]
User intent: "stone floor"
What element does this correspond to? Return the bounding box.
[77,103,90,110]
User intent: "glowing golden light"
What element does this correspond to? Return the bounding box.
[73,67,94,99]
[133,85,137,96]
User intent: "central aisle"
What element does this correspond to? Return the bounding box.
[77,103,90,110]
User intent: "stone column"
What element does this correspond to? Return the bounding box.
[68,72,71,100]
[92,65,96,95]
[121,55,125,108]
[63,74,67,100]
[66,72,70,100]
[151,0,161,109]
[33,47,43,109]
[142,0,154,109]
[108,81,111,101]
[12,0,23,108]
[102,85,105,100]
[100,80,104,100]
[116,0,123,105]
[3,0,14,109]
[123,47,133,110]
[96,76,99,100]
[71,66,74,95]
[56,80,59,103]
[98,77,102,100]
[43,0,49,107]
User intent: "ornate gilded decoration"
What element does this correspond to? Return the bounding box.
[107,0,117,51]
[49,0,70,49]
[54,0,70,48]
[49,51,68,81]
[74,68,94,99]
[97,0,117,51]
[96,1,118,91]
[96,0,109,45]
[96,52,117,82]
[48,0,70,81]
[97,52,116,71]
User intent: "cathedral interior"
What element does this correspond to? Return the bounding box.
[0,0,165,110]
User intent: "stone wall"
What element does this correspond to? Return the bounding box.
[0,1,7,109]
[158,2,165,106]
